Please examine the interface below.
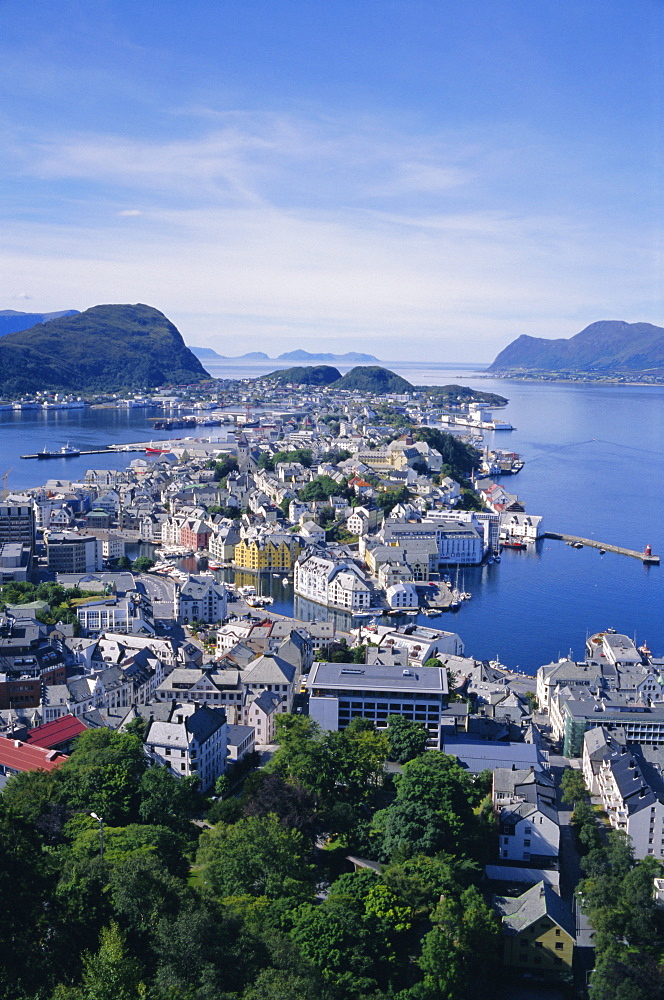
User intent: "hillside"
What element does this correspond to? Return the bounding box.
[0,304,209,395]
[0,309,79,338]
[334,366,413,392]
[263,365,342,386]
[489,320,664,372]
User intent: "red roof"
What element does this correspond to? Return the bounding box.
[0,738,68,773]
[26,714,88,749]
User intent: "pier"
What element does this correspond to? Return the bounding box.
[20,445,146,459]
[544,532,660,564]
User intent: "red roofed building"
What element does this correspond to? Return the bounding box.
[0,737,68,778]
[26,714,88,753]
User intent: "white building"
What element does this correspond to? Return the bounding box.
[76,597,154,636]
[175,575,227,624]
[583,729,664,859]
[498,798,560,864]
[386,582,419,609]
[501,513,544,541]
[294,553,371,610]
[145,702,228,792]
[374,625,464,664]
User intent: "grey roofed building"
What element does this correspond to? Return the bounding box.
[242,653,296,688]
[494,880,575,939]
[248,689,282,715]
[306,660,448,742]
[440,737,548,773]
[492,766,556,809]
[307,661,448,695]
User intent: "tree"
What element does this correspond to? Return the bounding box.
[60,729,147,825]
[385,715,429,764]
[524,690,538,713]
[242,772,318,841]
[299,476,346,502]
[53,922,144,1000]
[131,555,154,573]
[138,767,201,832]
[561,767,587,806]
[197,815,314,900]
[115,555,131,570]
[209,454,239,481]
[419,887,500,1000]
[373,752,476,859]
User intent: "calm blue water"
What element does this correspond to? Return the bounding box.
[3,362,663,674]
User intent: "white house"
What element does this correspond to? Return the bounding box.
[498,798,560,864]
[145,702,228,792]
[294,553,371,610]
[386,582,419,609]
[175,575,227,624]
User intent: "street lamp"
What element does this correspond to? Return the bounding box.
[90,812,104,861]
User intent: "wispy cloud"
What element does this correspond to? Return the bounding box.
[1,112,660,357]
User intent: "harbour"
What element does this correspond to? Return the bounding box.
[2,361,662,673]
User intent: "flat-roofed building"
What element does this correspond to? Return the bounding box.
[306,661,448,744]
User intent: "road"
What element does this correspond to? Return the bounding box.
[136,572,176,621]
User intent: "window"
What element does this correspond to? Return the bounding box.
[555,943,564,951]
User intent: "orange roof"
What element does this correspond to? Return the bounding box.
[0,738,68,773]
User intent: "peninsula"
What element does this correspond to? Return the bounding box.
[490,319,664,378]
[0,303,209,395]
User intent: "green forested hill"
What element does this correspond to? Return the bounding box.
[333,365,413,392]
[263,364,342,386]
[0,303,209,394]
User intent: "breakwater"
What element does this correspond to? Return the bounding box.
[544,532,660,564]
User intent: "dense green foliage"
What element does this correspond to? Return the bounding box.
[333,366,413,393]
[0,716,503,1000]
[576,821,664,999]
[0,303,209,395]
[0,580,102,633]
[412,427,481,477]
[207,455,239,480]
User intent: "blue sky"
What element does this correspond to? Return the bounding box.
[1,0,662,360]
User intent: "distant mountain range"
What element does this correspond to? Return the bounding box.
[490,320,664,373]
[190,346,380,363]
[0,309,79,338]
[0,304,208,394]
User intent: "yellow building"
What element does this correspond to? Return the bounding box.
[494,881,575,978]
[233,534,302,572]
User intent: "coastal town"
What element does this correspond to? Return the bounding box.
[0,371,661,997]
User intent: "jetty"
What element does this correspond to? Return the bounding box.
[20,445,146,460]
[544,532,660,564]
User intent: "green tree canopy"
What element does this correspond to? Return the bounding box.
[197,815,314,900]
[60,729,147,825]
[385,715,429,764]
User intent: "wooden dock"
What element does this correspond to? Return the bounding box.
[544,532,660,564]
